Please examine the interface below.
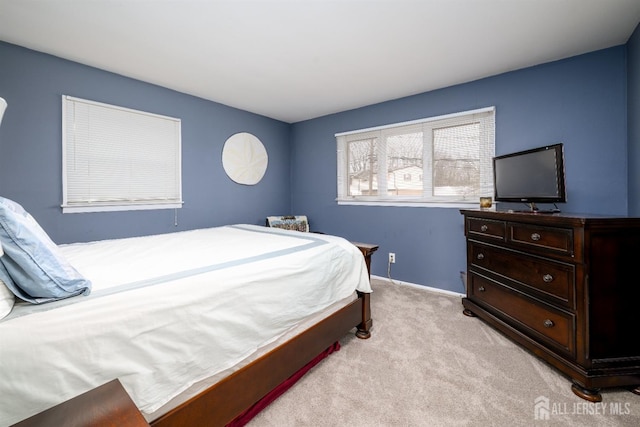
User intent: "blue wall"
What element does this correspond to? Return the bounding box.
[629,24,640,216]
[0,42,292,244]
[0,37,635,294]
[290,46,629,292]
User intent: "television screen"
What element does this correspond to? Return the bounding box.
[493,143,566,207]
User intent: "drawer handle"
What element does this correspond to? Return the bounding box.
[478,286,486,292]
[476,253,485,260]
[542,274,554,283]
[543,319,555,328]
[531,232,541,241]
[480,224,488,232]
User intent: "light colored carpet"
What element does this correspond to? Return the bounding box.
[248,279,640,426]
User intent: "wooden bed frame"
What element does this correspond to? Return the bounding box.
[13,243,377,427]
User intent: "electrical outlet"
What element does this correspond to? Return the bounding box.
[389,252,396,264]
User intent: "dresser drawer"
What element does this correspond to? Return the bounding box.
[469,274,575,356]
[508,222,574,256]
[469,242,575,308]
[467,217,505,241]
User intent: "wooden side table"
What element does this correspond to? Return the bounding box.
[351,242,379,278]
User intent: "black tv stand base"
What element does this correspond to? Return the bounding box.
[521,202,560,214]
[509,209,560,214]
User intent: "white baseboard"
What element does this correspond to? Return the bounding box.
[371,274,465,298]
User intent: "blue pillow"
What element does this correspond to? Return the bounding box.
[0,197,91,303]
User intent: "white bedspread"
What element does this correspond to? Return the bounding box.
[0,225,371,426]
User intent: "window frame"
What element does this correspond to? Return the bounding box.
[336,107,495,207]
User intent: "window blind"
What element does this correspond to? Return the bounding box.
[62,96,182,213]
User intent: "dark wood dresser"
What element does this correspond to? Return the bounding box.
[460,209,640,401]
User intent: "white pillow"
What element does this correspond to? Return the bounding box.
[0,277,14,320]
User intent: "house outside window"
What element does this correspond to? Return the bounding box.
[336,107,495,206]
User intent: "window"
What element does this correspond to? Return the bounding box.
[336,107,495,206]
[62,96,182,213]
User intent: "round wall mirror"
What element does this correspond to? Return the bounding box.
[222,132,268,185]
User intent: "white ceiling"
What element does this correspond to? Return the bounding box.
[1,1,640,123]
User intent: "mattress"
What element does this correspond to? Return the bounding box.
[0,225,371,426]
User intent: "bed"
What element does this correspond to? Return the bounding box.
[0,197,374,426]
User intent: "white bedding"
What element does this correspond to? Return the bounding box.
[0,224,371,426]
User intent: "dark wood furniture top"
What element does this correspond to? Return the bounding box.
[12,379,149,427]
[461,209,640,402]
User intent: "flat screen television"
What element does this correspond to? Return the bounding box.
[493,143,566,212]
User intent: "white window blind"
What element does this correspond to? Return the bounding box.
[336,107,495,206]
[62,96,182,213]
